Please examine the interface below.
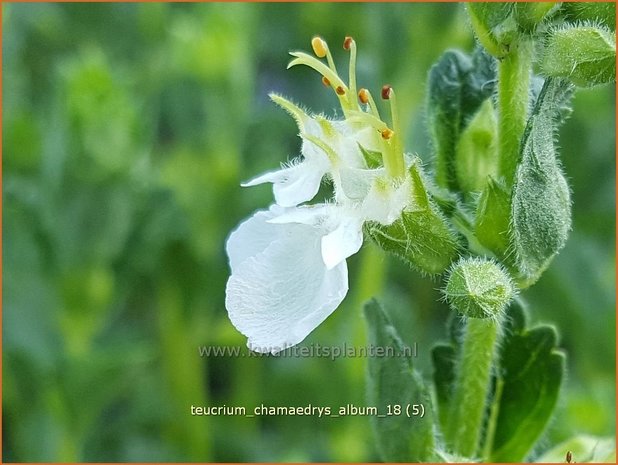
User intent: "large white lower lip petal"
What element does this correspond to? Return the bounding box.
[321,216,364,269]
[226,206,286,273]
[225,222,348,354]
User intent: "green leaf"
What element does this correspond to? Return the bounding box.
[475,176,511,257]
[488,302,565,462]
[510,78,574,284]
[541,24,616,87]
[427,48,496,190]
[455,98,499,195]
[365,161,460,275]
[467,2,517,57]
[431,344,456,434]
[536,435,616,463]
[364,299,437,462]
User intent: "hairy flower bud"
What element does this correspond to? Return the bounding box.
[444,258,514,319]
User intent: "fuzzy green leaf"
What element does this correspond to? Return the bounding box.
[541,25,616,87]
[365,162,460,275]
[364,299,437,462]
[431,343,457,434]
[427,48,496,190]
[455,98,499,195]
[489,307,565,462]
[510,78,574,283]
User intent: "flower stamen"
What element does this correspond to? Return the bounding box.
[380,84,405,178]
[358,88,381,120]
[288,52,349,95]
[381,128,395,140]
[311,36,328,58]
[343,36,358,104]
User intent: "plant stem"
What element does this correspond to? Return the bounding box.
[446,317,501,458]
[497,40,533,188]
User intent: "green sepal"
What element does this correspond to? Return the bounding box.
[364,299,437,462]
[488,301,566,462]
[475,176,511,258]
[513,2,559,32]
[365,161,460,275]
[510,78,573,284]
[427,47,496,191]
[455,98,499,195]
[358,143,383,169]
[562,2,616,31]
[467,2,518,58]
[541,24,616,87]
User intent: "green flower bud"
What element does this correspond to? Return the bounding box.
[366,161,460,275]
[444,257,514,319]
[513,2,559,32]
[467,2,518,58]
[455,98,499,195]
[475,176,511,258]
[510,79,573,284]
[541,24,616,87]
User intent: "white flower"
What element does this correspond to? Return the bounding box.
[242,94,380,208]
[225,35,410,353]
[226,173,412,354]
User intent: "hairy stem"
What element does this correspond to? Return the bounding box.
[497,40,533,188]
[446,317,501,458]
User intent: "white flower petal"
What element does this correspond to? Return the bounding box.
[266,204,332,226]
[226,206,285,272]
[339,167,384,201]
[272,162,327,207]
[321,216,364,270]
[242,161,328,207]
[225,218,348,354]
[241,168,288,188]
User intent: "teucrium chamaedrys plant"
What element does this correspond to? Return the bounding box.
[224,2,615,462]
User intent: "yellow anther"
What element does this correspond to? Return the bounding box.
[381,128,395,140]
[358,88,370,104]
[311,36,328,58]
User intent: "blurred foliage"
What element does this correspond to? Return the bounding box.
[2,3,614,462]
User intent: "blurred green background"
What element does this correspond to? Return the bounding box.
[2,3,615,462]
